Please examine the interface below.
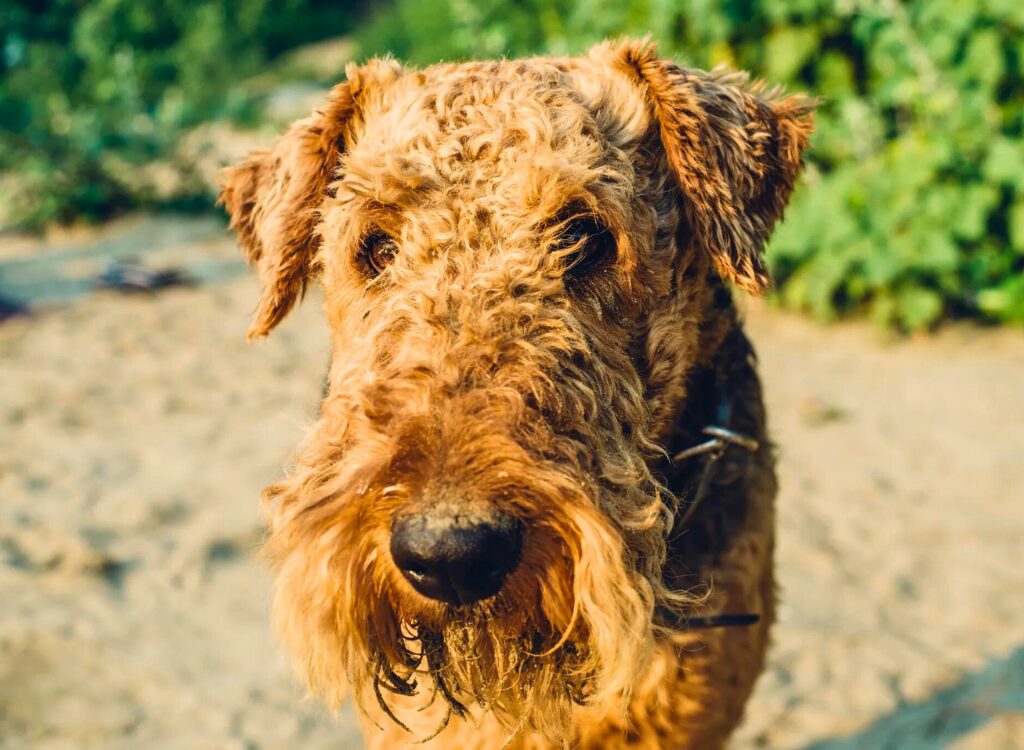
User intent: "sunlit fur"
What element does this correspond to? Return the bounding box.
[221,39,813,749]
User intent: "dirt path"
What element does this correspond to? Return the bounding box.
[1,218,1021,749]
[736,306,1024,749]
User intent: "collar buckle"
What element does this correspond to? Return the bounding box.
[670,424,759,532]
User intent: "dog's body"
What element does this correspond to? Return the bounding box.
[221,40,812,749]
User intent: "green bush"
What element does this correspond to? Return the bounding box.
[359,0,1024,328]
[0,0,360,228]
[4,1,1023,328]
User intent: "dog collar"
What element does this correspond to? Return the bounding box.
[666,415,761,629]
[671,423,759,529]
[657,336,764,630]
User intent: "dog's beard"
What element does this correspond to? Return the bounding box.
[364,499,669,741]
[265,467,699,742]
[260,399,699,741]
[367,601,590,741]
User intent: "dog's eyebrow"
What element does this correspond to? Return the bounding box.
[333,187,406,218]
[540,197,610,234]
[335,155,439,205]
[361,197,403,214]
[551,199,599,221]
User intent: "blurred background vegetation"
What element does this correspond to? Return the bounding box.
[2,0,1023,329]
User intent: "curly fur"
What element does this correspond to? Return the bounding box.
[220,38,813,749]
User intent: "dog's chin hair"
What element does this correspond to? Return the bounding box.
[267,494,700,743]
[261,418,703,742]
[367,612,590,742]
[358,609,606,740]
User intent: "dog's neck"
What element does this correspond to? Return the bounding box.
[656,294,768,578]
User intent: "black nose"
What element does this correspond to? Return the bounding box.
[390,510,522,606]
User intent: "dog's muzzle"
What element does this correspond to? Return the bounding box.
[390,508,523,606]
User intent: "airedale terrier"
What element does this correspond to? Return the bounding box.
[221,39,813,749]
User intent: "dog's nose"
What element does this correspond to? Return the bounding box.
[390,510,522,606]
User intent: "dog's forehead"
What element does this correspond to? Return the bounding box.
[337,59,648,214]
[372,60,593,144]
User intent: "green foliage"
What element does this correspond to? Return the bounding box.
[358,0,1024,329]
[0,0,359,227]
[4,1,1023,328]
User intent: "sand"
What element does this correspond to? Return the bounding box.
[1,217,1022,749]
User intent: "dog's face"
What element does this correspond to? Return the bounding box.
[221,40,812,738]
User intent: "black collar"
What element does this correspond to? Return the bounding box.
[654,330,763,631]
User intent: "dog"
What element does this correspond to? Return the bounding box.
[220,38,813,749]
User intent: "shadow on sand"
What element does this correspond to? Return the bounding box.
[0,216,243,313]
[800,644,1024,750]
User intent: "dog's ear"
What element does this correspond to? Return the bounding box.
[606,40,815,294]
[219,61,399,338]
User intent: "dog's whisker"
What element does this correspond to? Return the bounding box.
[373,667,413,734]
[415,679,440,712]
[412,705,452,744]
[528,604,580,658]
[380,667,418,696]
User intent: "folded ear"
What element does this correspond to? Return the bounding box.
[219,60,400,338]
[609,40,815,294]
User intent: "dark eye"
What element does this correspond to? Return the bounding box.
[359,230,399,277]
[557,216,616,278]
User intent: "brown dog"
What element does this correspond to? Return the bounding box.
[221,38,813,749]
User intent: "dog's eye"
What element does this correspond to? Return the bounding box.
[557,216,616,278]
[359,230,399,277]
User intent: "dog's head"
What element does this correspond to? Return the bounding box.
[221,39,812,739]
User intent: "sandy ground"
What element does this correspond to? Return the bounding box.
[1,217,1022,749]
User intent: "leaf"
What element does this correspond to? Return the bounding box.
[951,184,999,242]
[984,137,1024,187]
[1010,200,1024,253]
[763,25,818,81]
[897,286,944,330]
[978,277,1024,322]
